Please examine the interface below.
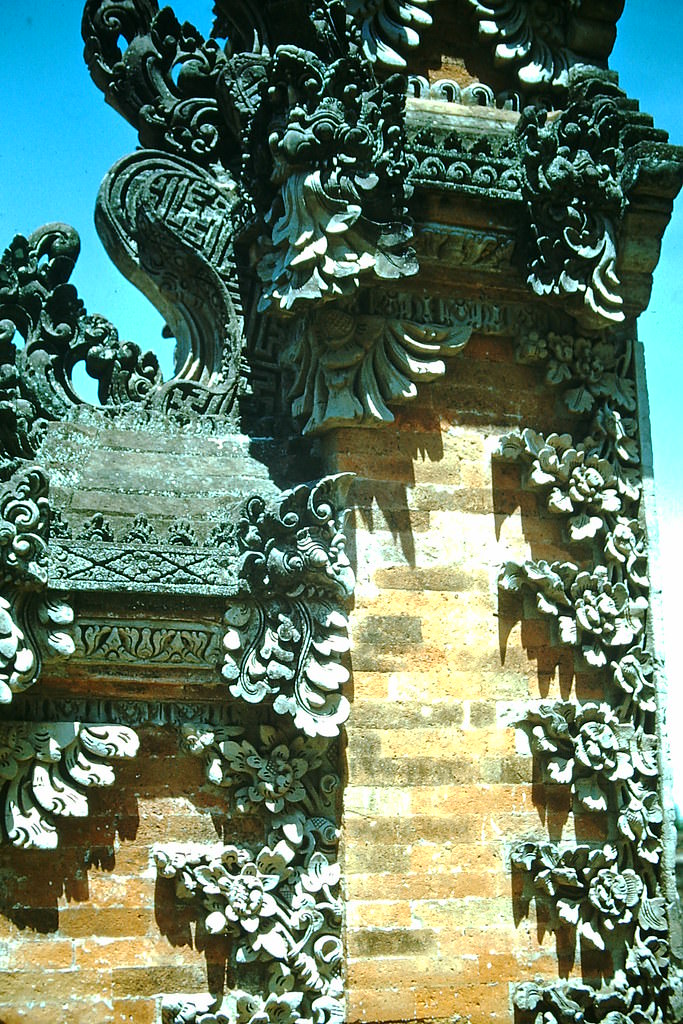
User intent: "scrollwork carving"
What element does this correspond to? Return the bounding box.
[0,466,74,703]
[467,0,582,90]
[345,0,436,68]
[222,476,354,737]
[0,721,139,848]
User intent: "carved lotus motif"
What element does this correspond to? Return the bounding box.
[568,566,647,666]
[587,867,643,931]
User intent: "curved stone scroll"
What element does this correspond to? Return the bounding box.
[96,150,244,416]
[223,475,355,738]
[345,0,437,68]
[0,721,139,849]
[467,0,583,90]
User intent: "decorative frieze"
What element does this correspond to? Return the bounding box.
[74,621,221,667]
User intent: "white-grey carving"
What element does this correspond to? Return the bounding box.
[467,0,581,89]
[346,0,436,67]
[0,722,139,849]
[283,310,471,433]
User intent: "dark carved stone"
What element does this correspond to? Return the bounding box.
[516,67,671,329]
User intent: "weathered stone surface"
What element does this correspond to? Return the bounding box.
[0,2,681,1024]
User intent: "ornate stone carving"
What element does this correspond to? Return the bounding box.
[345,0,436,67]
[498,329,646,667]
[162,990,318,1024]
[0,721,138,848]
[283,307,471,433]
[498,315,676,1016]
[407,123,521,196]
[95,150,244,417]
[516,69,633,328]
[408,76,521,110]
[181,722,336,820]
[467,0,582,89]
[74,622,220,667]
[83,0,417,326]
[223,476,353,737]
[0,466,74,704]
[157,718,342,1024]
[253,48,417,311]
[0,222,170,421]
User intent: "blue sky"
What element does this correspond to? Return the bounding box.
[2,3,682,795]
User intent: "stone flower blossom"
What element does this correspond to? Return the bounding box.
[586,867,643,946]
[183,723,326,816]
[499,428,622,540]
[567,565,647,666]
[519,701,633,812]
[573,706,632,811]
[195,845,290,944]
[550,455,621,540]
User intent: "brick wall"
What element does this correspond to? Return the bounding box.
[326,334,588,1021]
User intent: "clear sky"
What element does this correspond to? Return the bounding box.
[1,3,682,796]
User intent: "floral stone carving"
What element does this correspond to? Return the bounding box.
[222,475,354,738]
[0,721,139,849]
[498,316,677,1018]
[158,718,342,1024]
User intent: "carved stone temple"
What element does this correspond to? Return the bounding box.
[1,2,682,1022]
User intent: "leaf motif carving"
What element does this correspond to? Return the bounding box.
[0,722,139,849]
